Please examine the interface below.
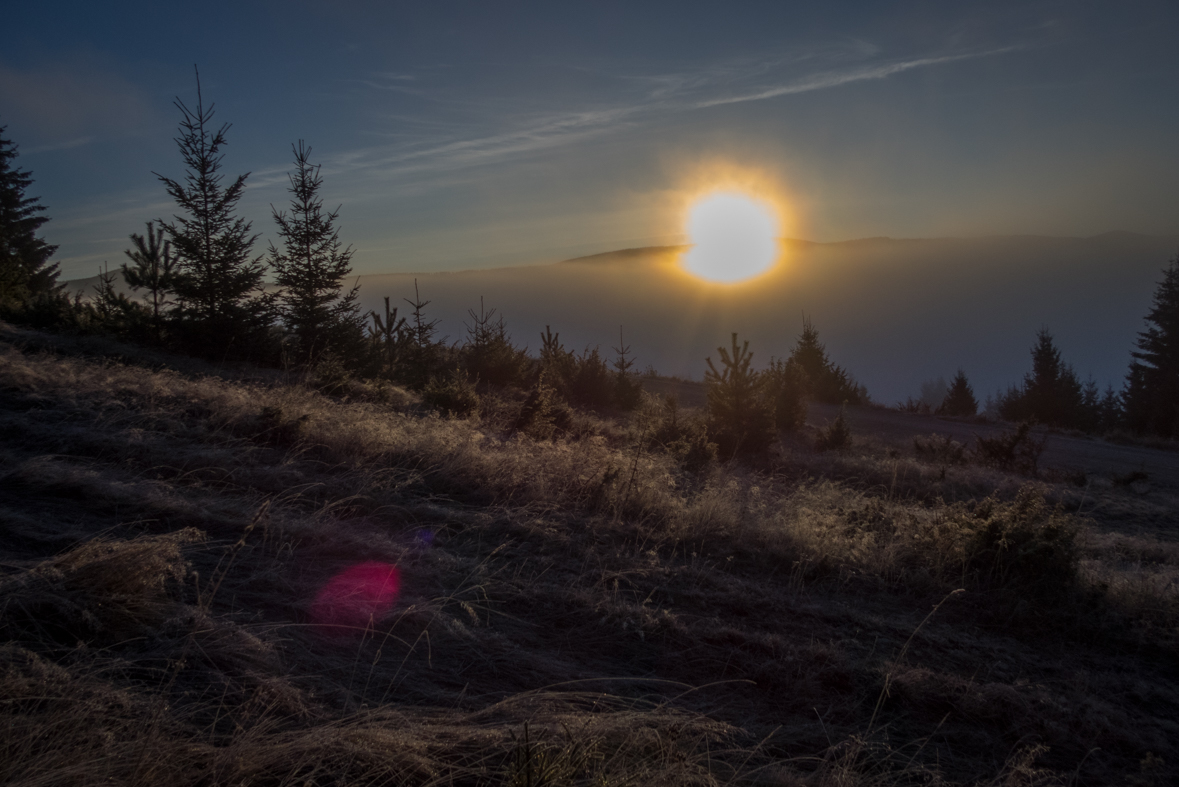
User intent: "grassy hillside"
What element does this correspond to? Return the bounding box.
[1,321,1177,786]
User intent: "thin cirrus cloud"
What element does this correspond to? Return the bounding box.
[693,47,1018,108]
[328,43,1018,188]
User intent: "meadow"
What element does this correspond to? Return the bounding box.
[1,320,1177,786]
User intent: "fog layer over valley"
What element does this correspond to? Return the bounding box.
[345,233,1178,404]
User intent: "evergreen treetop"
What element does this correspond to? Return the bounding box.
[0,125,59,306]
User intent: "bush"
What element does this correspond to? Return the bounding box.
[422,370,481,418]
[815,406,852,451]
[964,488,1079,601]
[649,395,718,474]
[309,351,352,395]
[974,422,1045,475]
[913,433,966,466]
[514,372,574,440]
[764,357,808,431]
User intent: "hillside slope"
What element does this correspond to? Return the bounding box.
[1,323,1177,785]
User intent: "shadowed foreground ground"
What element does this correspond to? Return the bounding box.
[1,323,1177,785]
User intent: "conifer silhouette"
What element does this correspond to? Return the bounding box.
[268,141,364,365]
[0,125,59,307]
[1000,329,1083,427]
[1124,255,1179,437]
[788,318,863,404]
[705,333,775,457]
[122,222,176,343]
[938,369,978,417]
[155,68,271,357]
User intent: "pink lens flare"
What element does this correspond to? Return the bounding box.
[310,561,402,634]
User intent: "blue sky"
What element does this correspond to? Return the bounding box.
[4,0,1178,279]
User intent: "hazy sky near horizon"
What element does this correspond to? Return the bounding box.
[4,0,1178,279]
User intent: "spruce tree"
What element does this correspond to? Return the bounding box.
[938,369,978,417]
[268,141,364,365]
[1124,255,1179,437]
[787,318,862,404]
[122,221,176,343]
[1000,329,1083,427]
[0,125,59,307]
[155,71,269,356]
[462,297,527,388]
[705,333,775,457]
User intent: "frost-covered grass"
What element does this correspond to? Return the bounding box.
[1,322,1177,786]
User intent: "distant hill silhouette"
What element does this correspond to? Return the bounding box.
[66,233,1179,403]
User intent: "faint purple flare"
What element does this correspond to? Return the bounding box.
[310,561,401,634]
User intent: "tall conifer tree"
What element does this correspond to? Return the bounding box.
[0,125,59,307]
[155,70,269,355]
[268,141,363,364]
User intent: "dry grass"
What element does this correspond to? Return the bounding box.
[1,323,1177,786]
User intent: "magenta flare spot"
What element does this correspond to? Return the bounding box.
[310,561,401,633]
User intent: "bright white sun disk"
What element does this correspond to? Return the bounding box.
[683,192,779,283]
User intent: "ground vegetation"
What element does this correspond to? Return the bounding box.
[1,321,1176,786]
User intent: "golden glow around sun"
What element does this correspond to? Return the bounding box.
[682,191,781,283]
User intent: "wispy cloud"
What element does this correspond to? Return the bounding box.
[694,48,1017,108]
[321,43,1017,188]
[23,136,93,154]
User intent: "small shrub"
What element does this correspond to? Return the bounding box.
[310,351,352,395]
[913,433,966,466]
[650,395,718,474]
[422,369,481,418]
[898,397,932,415]
[705,333,775,458]
[974,421,1045,475]
[764,356,808,431]
[815,406,852,451]
[514,372,574,440]
[964,488,1079,601]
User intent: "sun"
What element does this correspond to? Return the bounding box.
[682,191,781,284]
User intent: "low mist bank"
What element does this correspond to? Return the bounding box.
[353,233,1178,404]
